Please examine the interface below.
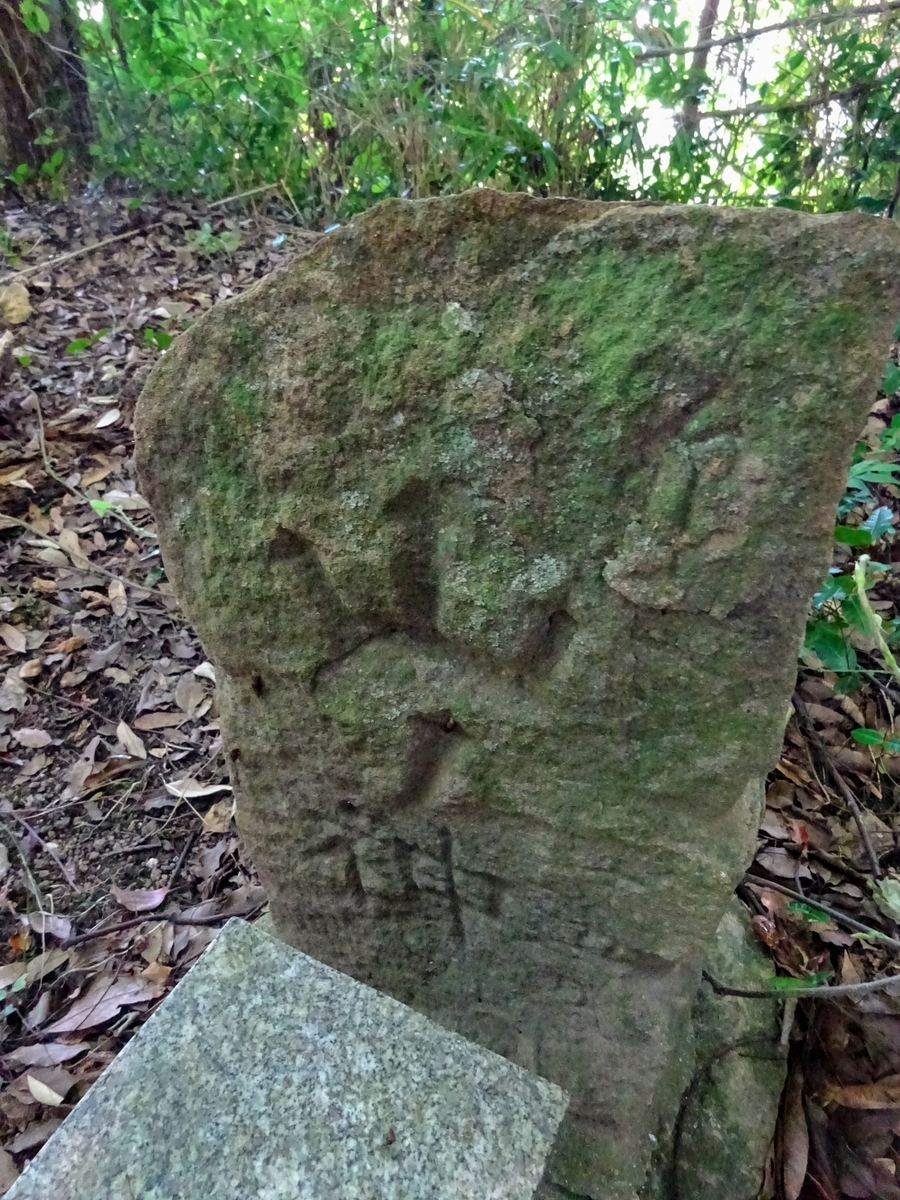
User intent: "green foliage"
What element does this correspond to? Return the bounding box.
[185,223,240,256]
[61,0,900,220]
[143,326,174,351]
[65,329,109,354]
[19,0,49,34]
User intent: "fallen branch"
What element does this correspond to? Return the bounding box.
[62,905,265,949]
[704,968,900,999]
[744,872,900,952]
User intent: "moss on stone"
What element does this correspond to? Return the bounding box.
[135,191,900,1200]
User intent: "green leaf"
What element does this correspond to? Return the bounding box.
[861,505,896,540]
[882,363,900,396]
[847,460,900,486]
[65,337,92,354]
[89,499,117,518]
[143,327,174,351]
[834,524,872,546]
[786,900,831,923]
[803,621,858,671]
[883,739,900,753]
[812,573,851,608]
[851,727,884,745]
[15,354,30,366]
[767,972,831,991]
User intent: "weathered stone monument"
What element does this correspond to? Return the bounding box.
[136,190,900,1198]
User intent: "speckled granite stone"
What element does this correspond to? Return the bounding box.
[8,919,567,1200]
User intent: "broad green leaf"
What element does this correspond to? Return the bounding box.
[882,363,900,396]
[803,621,858,671]
[833,525,872,546]
[812,573,851,608]
[861,505,896,540]
[851,727,884,745]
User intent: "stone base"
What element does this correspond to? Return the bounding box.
[8,919,568,1200]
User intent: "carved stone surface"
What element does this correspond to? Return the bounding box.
[136,190,900,1198]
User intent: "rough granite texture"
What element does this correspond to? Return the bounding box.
[135,189,900,1198]
[7,918,567,1200]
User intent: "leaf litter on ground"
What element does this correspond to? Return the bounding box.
[0,189,309,1186]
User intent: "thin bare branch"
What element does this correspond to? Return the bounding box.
[635,1,900,62]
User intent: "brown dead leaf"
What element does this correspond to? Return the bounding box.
[0,465,30,488]
[108,579,127,617]
[755,846,812,881]
[777,759,813,787]
[18,658,42,679]
[80,463,114,487]
[10,727,51,748]
[0,625,26,655]
[782,1065,809,1200]
[201,797,235,833]
[824,1074,900,1109]
[0,282,31,324]
[116,720,146,760]
[0,1146,18,1193]
[45,973,163,1034]
[3,1043,88,1069]
[6,1118,62,1155]
[133,711,184,731]
[110,884,168,913]
[25,1066,76,1107]
[47,634,87,656]
[174,672,205,717]
[141,962,172,986]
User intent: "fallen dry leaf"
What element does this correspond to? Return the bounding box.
[94,407,121,429]
[164,779,232,800]
[174,672,205,717]
[0,465,30,487]
[134,711,184,731]
[782,1065,809,1200]
[0,281,31,324]
[0,625,26,654]
[202,797,235,833]
[108,579,127,617]
[4,1043,88,1068]
[116,720,146,760]
[27,913,71,941]
[45,973,163,1034]
[26,1067,75,1107]
[0,1146,18,1193]
[6,1118,62,1155]
[10,727,51,749]
[110,884,169,913]
[824,1074,900,1109]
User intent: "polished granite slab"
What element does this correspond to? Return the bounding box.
[7,918,567,1200]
